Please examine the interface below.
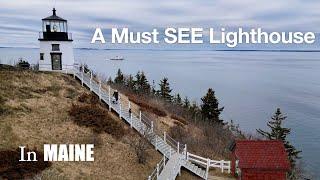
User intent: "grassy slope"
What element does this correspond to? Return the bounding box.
[0,68,163,179]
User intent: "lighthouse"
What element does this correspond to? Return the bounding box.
[39,8,74,72]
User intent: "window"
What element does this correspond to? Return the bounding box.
[40,53,44,60]
[52,44,60,51]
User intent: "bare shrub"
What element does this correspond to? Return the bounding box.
[170,114,188,125]
[129,127,154,164]
[127,94,167,117]
[78,93,99,104]
[0,148,51,179]
[68,104,125,138]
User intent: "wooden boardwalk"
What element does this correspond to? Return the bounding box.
[73,66,231,180]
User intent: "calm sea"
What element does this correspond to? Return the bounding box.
[1,47,319,177]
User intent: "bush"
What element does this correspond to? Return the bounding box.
[170,114,188,125]
[128,94,167,117]
[15,59,30,69]
[78,93,99,104]
[0,148,51,179]
[68,104,125,138]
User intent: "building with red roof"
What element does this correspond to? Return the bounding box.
[230,140,291,180]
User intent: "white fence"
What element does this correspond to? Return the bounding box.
[71,64,231,180]
[187,152,231,178]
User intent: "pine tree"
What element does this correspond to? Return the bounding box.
[114,69,124,84]
[126,75,135,90]
[135,71,150,93]
[173,93,183,106]
[257,108,301,176]
[158,77,173,102]
[183,96,190,109]
[200,88,224,124]
[107,77,113,84]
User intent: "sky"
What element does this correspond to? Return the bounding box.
[0,0,320,49]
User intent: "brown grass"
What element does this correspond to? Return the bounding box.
[69,103,126,138]
[0,68,162,179]
[170,114,188,126]
[127,94,167,117]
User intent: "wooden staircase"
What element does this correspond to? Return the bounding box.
[73,65,230,180]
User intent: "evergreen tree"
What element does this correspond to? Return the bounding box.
[200,88,224,124]
[114,69,124,84]
[173,93,183,106]
[183,96,190,109]
[107,77,113,84]
[126,75,135,90]
[158,77,173,102]
[257,108,301,177]
[135,71,150,93]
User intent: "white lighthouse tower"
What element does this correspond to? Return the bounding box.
[39,8,74,72]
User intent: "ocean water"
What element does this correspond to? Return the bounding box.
[1,47,319,177]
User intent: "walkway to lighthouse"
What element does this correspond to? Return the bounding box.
[71,65,231,180]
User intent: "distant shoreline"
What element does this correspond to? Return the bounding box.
[1,46,320,52]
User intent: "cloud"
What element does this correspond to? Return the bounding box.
[0,0,319,48]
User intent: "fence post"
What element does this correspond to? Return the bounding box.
[139,111,142,122]
[130,113,133,128]
[164,132,166,143]
[206,158,210,180]
[128,101,131,110]
[119,103,122,118]
[184,144,187,159]
[221,160,224,173]
[148,176,151,180]
[228,161,231,173]
[151,121,154,133]
[98,80,101,100]
[186,152,189,161]
[177,142,180,154]
[81,67,84,86]
[169,148,172,157]
[156,163,159,178]
[163,155,166,166]
[89,71,92,91]
[108,86,111,111]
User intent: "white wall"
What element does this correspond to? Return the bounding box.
[39,41,74,71]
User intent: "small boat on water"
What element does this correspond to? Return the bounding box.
[109,56,124,61]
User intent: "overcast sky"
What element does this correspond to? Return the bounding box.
[0,0,320,49]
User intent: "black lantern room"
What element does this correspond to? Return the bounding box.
[39,8,72,41]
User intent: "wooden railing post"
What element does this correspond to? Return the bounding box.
[81,67,84,86]
[156,163,159,178]
[151,121,154,133]
[130,113,133,128]
[148,176,151,180]
[186,152,189,161]
[108,86,111,111]
[119,103,122,118]
[163,155,166,166]
[177,142,180,154]
[184,144,187,159]
[98,80,101,100]
[221,160,224,173]
[139,111,142,122]
[128,101,131,110]
[206,158,210,180]
[89,71,92,91]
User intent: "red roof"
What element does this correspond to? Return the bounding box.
[233,140,291,170]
